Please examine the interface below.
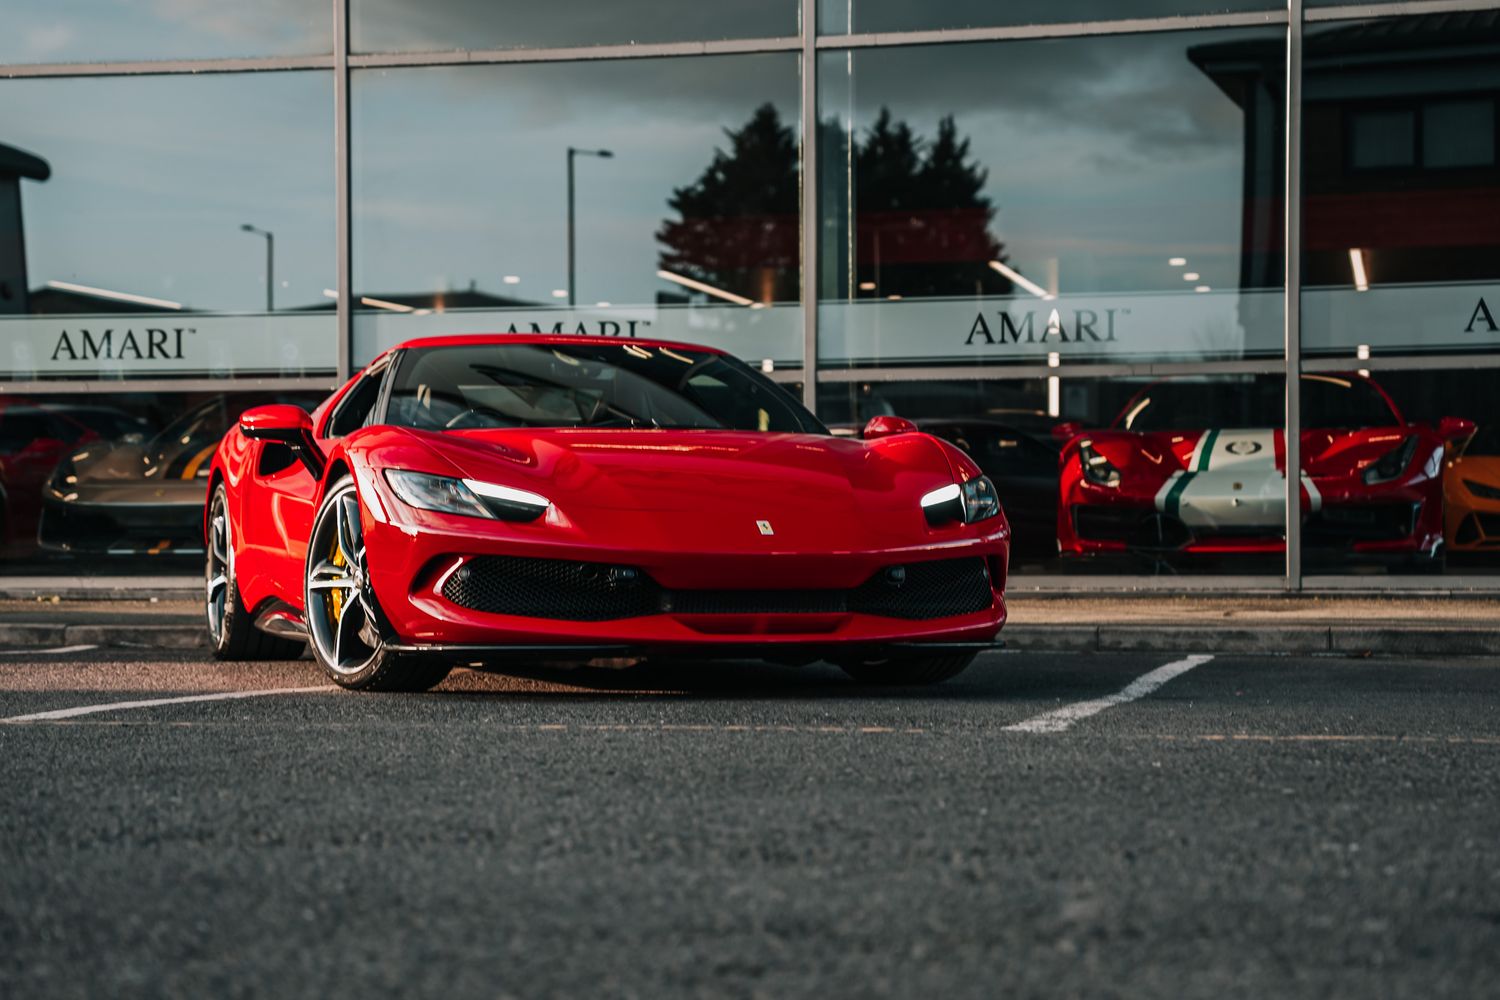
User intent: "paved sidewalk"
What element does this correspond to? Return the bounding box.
[0,592,1497,657]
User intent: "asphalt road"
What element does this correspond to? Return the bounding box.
[2,647,1498,999]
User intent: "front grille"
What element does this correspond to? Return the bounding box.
[850,557,994,619]
[1304,503,1419,544]
[442,555,994,622]
[442,556,661,622]
[1073,506,1192,549]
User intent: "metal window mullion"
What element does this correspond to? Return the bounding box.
[816,10,1289,50]
[1307,0,1500,22]
[0,55,333,78]
[801,0,819,413]
[0,377,339,395]
[335,0,353,382]
[1284,0,1304,592]
[347,36,802,70]
[1304,353,1500,372]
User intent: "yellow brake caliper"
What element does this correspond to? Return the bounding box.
[329,534,346,621]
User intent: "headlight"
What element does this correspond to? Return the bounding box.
[1362,437,1417,485]
[1079,439,1122,488]
[961,476,1000,523]
[384,470,550,522]
[921,476,1000,526]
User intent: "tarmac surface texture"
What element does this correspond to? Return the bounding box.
[2,647,1498,999]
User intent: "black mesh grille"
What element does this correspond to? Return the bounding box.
[442,556,661,621]
[443,555,994,622]
[850,557,993,619]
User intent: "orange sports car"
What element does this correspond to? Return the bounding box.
[1444,424,1500,551]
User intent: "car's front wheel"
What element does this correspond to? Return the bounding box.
[304,476,450,692]
[837,652,978,685]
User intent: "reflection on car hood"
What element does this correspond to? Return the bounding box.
[432,427,955,514]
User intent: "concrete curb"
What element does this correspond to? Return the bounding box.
[1002,624,1500,656]
[1,621,1498,657]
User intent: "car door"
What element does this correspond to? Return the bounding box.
[248,374,388,606]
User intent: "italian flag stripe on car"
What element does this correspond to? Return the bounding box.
[1193,429,1220,471]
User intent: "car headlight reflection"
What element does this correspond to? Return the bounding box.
[1362,436,1417,485]
[921,476,1000,526]
[384,470,550,522]
[1079,439,1122,488]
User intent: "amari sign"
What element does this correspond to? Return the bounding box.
[0,314,335,377]
[818,281,1500,364]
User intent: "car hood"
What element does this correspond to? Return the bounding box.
[428,427,955,513]
[379,426,967,552]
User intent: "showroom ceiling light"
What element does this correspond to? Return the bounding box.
[1169,257,1187,266]
[1182,272,1200,281]
[360,295,415,313]
[1349,248,1369,292]
[46,280,181,311]
[656,269,755,307]
[1195,285,1211,293]
[552,289,568,298]
[503,275,520,284]
[988,260,1054,300]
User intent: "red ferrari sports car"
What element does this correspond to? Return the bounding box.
[206,335,1009,690]
[1058,373,1472,568]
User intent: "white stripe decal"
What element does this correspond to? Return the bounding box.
[1004,655,1215,734]
[1301,474,1323,514]
[0,686,338,724]
[0,644,98,656]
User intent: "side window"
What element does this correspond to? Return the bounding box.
[326,373,383,438]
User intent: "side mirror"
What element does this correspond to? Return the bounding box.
[1051,421,1083,445]
[1437,416,1477,444]
[863,415,918,440]
[239,405,325,478]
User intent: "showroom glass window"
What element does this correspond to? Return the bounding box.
[0,73,337,381]
[351,54,803,371]
[353,0,797,53]
[1300,15,1500,579]
[816,28,1288,374]
[1,1,331,63]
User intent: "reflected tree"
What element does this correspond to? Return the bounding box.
[657,104,1010,303]
[854,109,1011,298]
[656,104,800,305]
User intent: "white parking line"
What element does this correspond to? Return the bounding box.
[0,644,99,656]
[1005,654,1215,734]
[0,686,338,724]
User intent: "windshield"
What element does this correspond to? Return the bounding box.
[387,342,826,434]
[1118,375,1399,432]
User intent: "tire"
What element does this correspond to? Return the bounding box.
[205,485,305,661]
[304,476,450,692]
[837,652,978,686]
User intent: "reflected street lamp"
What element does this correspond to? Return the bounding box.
[240,223,274,312]
[566,147,613,307]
